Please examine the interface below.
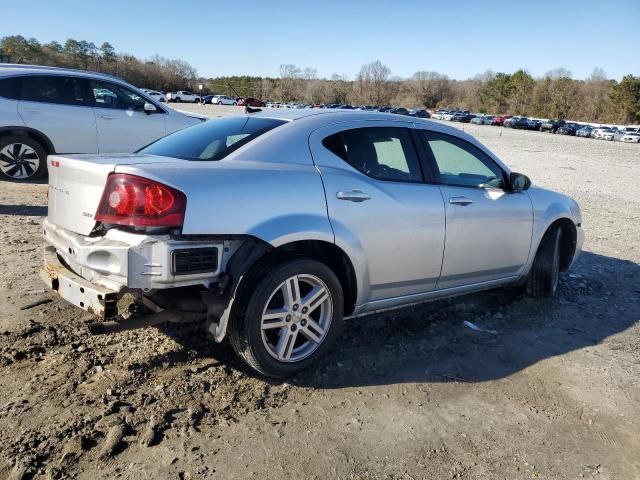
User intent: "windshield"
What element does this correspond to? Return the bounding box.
[139,116,287,160]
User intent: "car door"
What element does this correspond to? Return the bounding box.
[17,75,98,153]
[309,122,446,305]
[415,129,533,290]
[88,79,166,153]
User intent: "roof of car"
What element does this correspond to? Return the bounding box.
[250,108,471,138]
[0,64,138,89]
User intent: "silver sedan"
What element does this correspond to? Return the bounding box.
[41,110,583,377]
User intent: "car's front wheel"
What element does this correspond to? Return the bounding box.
[526,226,562,298]
[229,258,344,378]
[0,135,48,181]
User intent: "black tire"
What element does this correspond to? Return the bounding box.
[229,258,344,378]
[526,226,562,298]
[233,102,237,106]
[0,134,48,181]
[175,97,181,103]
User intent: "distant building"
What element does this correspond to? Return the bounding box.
[0,51,11,63]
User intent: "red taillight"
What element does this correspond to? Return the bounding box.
[95,174,186,228]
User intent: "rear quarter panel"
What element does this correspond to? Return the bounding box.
[114,159,334,246]
[0,97,24,127]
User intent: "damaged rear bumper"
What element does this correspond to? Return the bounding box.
[40,246,118,319]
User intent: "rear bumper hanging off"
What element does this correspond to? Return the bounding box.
[40,246,118,319]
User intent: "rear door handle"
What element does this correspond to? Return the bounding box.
[100,114,115,120]
[449,196,473,206]
[336,190,371,202]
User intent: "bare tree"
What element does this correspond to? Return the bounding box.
[357,60,391,105]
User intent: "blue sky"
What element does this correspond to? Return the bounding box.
[4,0,639,80]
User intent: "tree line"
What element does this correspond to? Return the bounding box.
[212,62,639,124]
[2,35,639,124]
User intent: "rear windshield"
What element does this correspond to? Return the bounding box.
[139,116,286,160]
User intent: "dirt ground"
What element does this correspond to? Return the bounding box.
[0,108,639,479]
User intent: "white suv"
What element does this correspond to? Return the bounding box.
[166,91,201,103]
[0,65,205,180]
[211,95,237,106]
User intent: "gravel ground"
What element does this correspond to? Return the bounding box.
[0,107,639,479]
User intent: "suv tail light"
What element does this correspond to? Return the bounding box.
[95,173,186,228]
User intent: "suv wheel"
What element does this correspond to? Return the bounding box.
[526,226,562,298]
[229,258,344,378]
[175,97,181,103]
[0,135,48,181]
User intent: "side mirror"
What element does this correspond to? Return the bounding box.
[509,172,531,192]
[143,102,157,114]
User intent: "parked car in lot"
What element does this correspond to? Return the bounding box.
[540,119,564,133]
[504,116,529,129]
[141,89,167,103]
[39,109,583,377]
[166,90,201,103]
[526,119,542,130]
[592,127,615,140]
[470,115,495,125]
[492,115,512,126]
[0,65,205,180]
[409,109,430,118]
[451,112,474,123]
[576,125,594,138]
[238,97,266,107]
[556,123,581,136]
[615,130,640,143]
[210,95,237,106]
[389,107,410,115]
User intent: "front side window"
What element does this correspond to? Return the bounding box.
[322,127,423,183]
[419,132,504,189]
[139,116,286,160]
[20,75,88,106]
[89,80,146,110]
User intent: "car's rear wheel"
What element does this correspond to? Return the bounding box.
[175,97,181,103]
[229,258,344,378]
[526,226,562,298]
[0,135,48,181]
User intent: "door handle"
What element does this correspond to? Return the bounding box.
[449,196,473,206]
[336,190,371,202]
[100,114,115,120]
[23,109,41,114]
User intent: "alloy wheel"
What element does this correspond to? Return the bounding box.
[260,274,333,362]
[0,143,40,179]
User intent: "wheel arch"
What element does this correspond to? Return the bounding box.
[0,126,56,154]
[237,238,358,318]
[209,237,359,343]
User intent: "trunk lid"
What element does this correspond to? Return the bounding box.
[47,154,182,235]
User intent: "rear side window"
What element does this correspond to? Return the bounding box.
[0,77,20,99]
[322,127,423,183]
[21,75,88,106]
[139,116,286,160]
